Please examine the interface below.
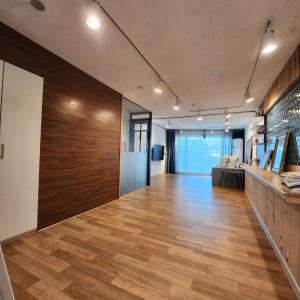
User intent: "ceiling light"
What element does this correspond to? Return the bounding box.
[245,89,254,103]
[224,109,231,118]
[262,28,277,54]
[166,120,170,129]
[225,128,229,133]
[225,121,230,125]
[173,99,180,110]
[154,80,163,94]
[31,0,45,11]
[86,1,101,30]
[197,112,203,121]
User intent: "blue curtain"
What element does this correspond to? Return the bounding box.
[166,130,177,174]
[175,130,232,174]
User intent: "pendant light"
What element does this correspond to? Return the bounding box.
[245,89,254,103]
[262,28,277,54]
[86,1,101,30]
[173,98,180,110]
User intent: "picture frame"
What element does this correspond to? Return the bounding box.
[270,132,290,174]
[258,149,273,170]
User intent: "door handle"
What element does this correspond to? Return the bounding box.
[0,144,4,159]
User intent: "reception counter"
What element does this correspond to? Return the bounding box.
[243,166,300,299]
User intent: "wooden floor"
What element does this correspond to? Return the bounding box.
[3,175,297,300]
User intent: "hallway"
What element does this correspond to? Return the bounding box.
[3,175,296,299]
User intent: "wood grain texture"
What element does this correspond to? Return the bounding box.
[3,174,297,300]
[262,44,300,114]
[245,171,300,297]
[0,22,122,228]
[242,165,300,204]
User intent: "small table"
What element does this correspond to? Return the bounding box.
[219,169,245,190]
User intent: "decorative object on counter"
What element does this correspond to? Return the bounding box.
[270,132,290,174]
[281,172,300,194]
[258,150,273,170]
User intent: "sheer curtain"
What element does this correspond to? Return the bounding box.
[175,130,232,174]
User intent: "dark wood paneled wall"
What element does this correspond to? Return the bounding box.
[0,22,122,228]
[262,44,300,114]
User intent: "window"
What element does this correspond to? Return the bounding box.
[175,131,232,174]
[132,122,148,152]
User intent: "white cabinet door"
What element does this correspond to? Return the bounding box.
[0,62,43,242]
[0,246,15,300]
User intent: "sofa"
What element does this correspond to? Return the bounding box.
[211,156,245,189]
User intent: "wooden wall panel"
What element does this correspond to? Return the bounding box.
[245,172,300,296]
[262,44,300,114]
[0,22,122,229]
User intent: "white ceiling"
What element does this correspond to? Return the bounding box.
[1,0,300,129]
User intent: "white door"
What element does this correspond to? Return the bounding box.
[0,62,43,242]
[0,246,15,300]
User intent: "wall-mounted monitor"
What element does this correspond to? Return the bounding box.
[152,144,165,161]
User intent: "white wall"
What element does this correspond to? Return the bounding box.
[151,124,166,177]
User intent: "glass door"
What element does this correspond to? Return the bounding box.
[120,99,151,196]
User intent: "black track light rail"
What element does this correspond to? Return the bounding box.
[99,2,271,116]
[152,110,258,120]
[100,5,179,101]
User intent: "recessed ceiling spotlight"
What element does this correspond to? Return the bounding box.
[154,80,163,94]
[245,89,254,103]
[30,0,45,11]
[262,28,277,54]
[212,69,220,76]
[225,121,230,125]
[86,1,101,30]
[173,98,180,110]
[166,120,171,129]
[197,112,203,121]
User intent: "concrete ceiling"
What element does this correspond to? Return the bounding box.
[1,0,300,129]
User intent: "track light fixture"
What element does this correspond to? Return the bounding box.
[197,112,203,121]
[224,109,231,119]
[154,80,163,94]
[262,27,277,54]
[173,98,180,110]
[244,89,254,103]
[86,0,101,30]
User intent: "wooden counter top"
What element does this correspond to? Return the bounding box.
[242,165,300,205]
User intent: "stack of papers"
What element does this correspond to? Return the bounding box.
[281,172,300,193]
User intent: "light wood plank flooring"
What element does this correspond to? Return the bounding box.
[3,174,297,299]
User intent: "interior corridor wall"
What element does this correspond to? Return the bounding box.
[0,22,122,229]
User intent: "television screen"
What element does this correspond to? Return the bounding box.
[152,144,164,161]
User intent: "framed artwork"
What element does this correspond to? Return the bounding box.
[270,132,290,174]
[258,150,273,170]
